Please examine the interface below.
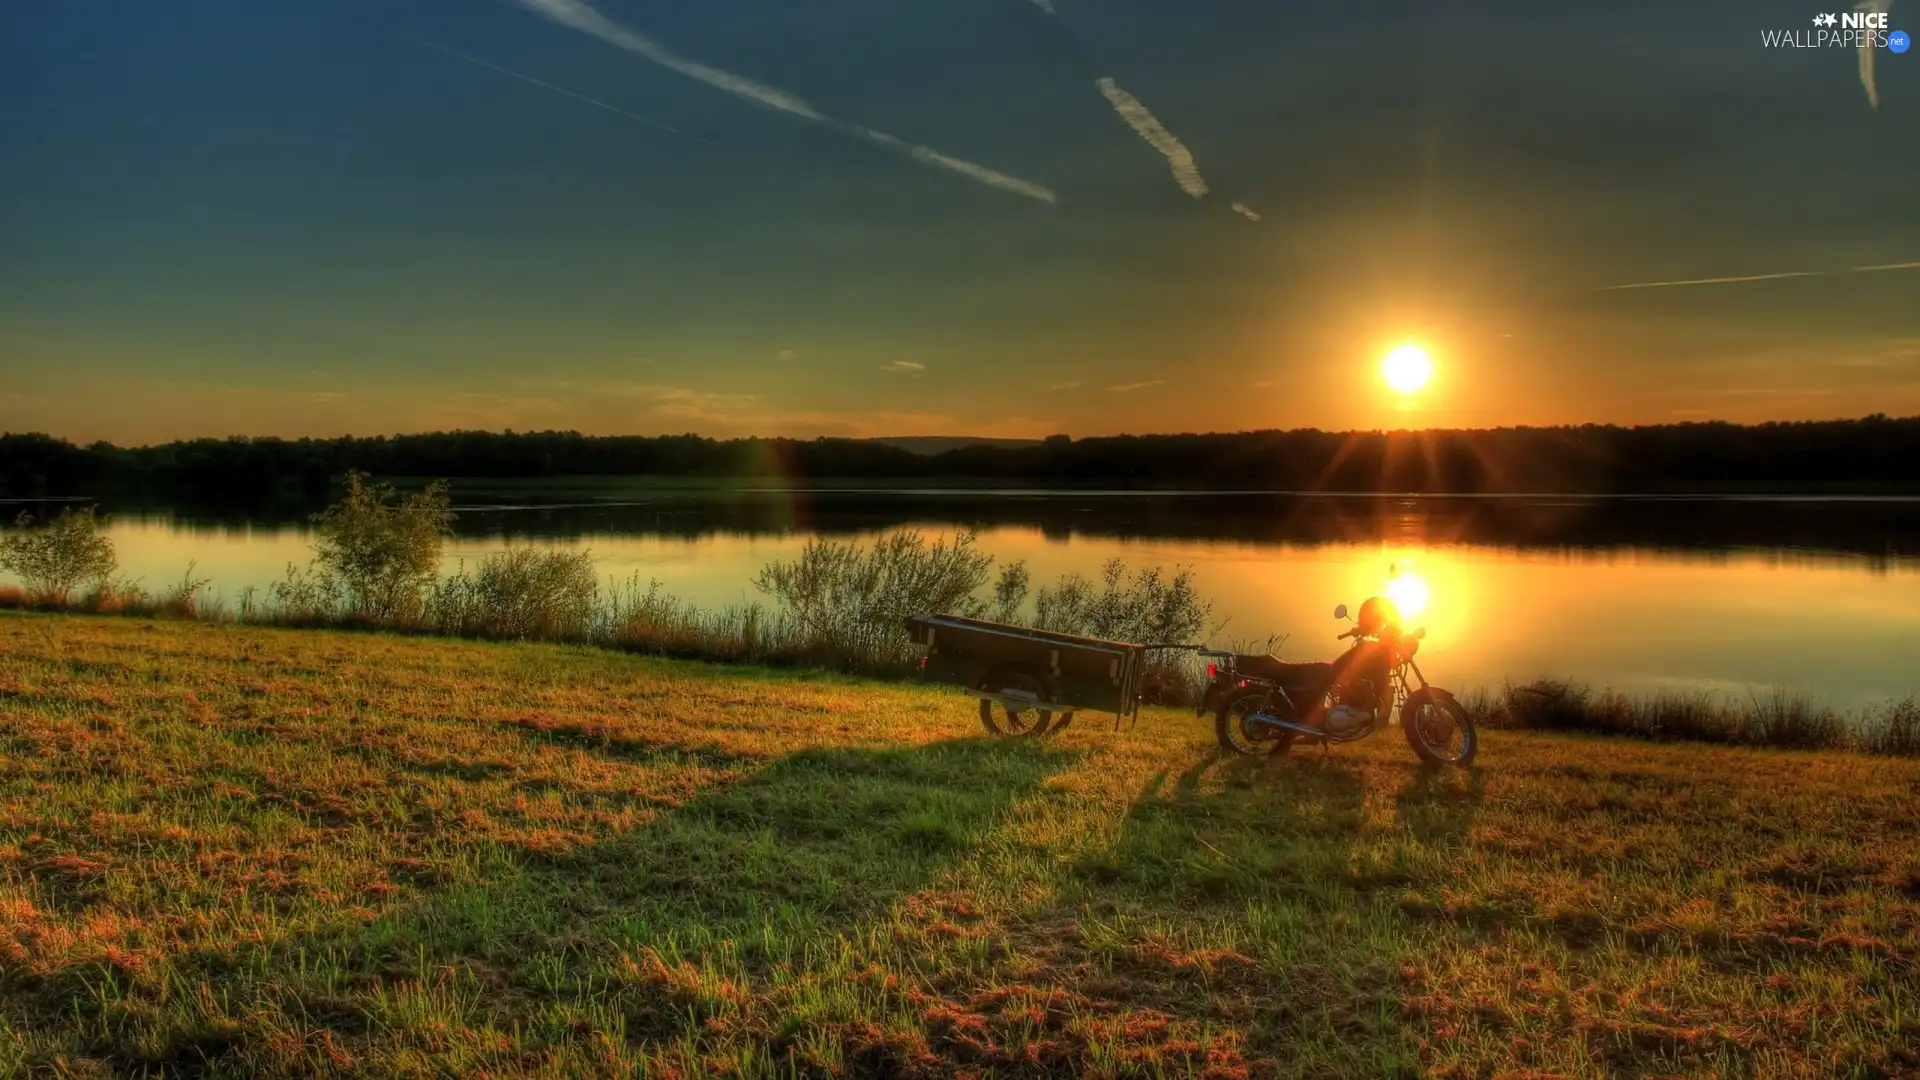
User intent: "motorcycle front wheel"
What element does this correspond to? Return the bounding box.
[1401,688,1477,767]
[1215,689,1296,757]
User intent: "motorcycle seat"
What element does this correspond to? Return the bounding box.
[1234,654,1333,687]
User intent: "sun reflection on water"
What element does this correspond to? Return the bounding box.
[1385,563,1431,619]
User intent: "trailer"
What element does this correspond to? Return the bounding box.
[903,614,1151,736]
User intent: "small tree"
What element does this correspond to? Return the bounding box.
[0,506,117,605]
[754,529,997,665]
[1033,558,1216,645]
[990,560,1030,623]
[311,472,454,621]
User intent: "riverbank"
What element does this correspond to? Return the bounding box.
[4,585,1916,756]
[2,613,1915,1077]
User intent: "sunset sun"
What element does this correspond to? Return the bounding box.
[1381,344,1434,394]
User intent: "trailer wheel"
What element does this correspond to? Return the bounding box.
[978,665,1056,738]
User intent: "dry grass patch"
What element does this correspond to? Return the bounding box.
[2,612,1916,1078]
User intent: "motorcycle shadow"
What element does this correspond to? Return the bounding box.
[1393,761,1487,846]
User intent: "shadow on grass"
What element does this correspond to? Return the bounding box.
[330,736,1080,1047]
[980,749,1485,1077]
[8,736,1079,1076]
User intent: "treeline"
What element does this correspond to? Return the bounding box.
[5,415,1919,496]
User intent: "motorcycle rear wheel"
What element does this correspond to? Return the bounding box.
[1215,689,1296,757]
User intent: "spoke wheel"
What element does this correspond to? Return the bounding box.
[1216,690,1294,757]
[1402,692,1477,767]
[979,667,1054,738]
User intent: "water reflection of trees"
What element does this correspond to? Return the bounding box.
[55,491,1920,565]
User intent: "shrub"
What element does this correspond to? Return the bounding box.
[753,529,998,668]
[1870,698,1920,756]
[428,548,599,640]
[1032,557,1217,646]
[263,562,347,624]
[158,562,213,618]
[0,506,118,605]
[76,576,155,615]
[990,560,1030,624]
[311,472,454,621]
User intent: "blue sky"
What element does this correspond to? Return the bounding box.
[3,0,1915,442]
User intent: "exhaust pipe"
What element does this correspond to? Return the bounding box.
[1247,712,1327,738]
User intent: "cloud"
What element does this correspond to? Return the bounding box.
[1095,77,1208,199]
[882,360,926,374]
[774,349,799,362]
[402,35,702,142]
[1108,380,1165,392]
[1831,339,1920,368]
[603,383,761,409]
[514,0,1057,204]
[1856,0,1893,108]
[1044,380,1082,390]
[1230,202,1261,221]
[1597,260,1920,291]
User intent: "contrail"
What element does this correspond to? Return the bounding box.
[1096,77,1209,199]
[1597,261,1920,291]
[857,130,1059,204]
[1012,0,1257,219]
[401,34,702,143]
[1857,0,1893,109]
[514,0,1057,204]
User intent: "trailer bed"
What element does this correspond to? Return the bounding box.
[904,614,1148,724]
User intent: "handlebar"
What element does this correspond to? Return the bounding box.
[1337,626,1425,642]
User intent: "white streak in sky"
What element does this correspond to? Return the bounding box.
[515,0,1057,204]
[1096,77,1209,199]
[1597,260,1920,291]
[858,130,1059,204]
[403,35,701,142]
[1230,202,1261,221]
[1027,0,1058,12]
[1857,0,1893,109]
[1108,380,1165,392]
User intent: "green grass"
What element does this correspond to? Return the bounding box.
[2,612,1917,1078]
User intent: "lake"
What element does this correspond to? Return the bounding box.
[12,488,1920,711]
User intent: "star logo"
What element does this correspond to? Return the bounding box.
[1813,12,1838,25]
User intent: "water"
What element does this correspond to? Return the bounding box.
[13,488,1920,711]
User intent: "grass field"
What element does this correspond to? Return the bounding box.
[2,612,1916,1078]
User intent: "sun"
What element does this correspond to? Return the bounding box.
[1381,343,1433,394]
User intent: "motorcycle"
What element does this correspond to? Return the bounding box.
[1194,594,1476,766]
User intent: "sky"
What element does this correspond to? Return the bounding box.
[2,0,1916,444]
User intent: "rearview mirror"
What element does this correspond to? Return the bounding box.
[1333,604,1348,620]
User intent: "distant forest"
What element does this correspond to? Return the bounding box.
[4,416,1919,498]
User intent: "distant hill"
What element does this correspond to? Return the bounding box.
[867,436,1045,455]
